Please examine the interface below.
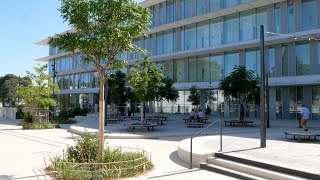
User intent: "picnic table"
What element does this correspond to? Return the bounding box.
[284,132,320,140]
[145,118,168,125]
[150,115,169,120]
[224,120,253,126]
[127,123,158,131]
[183,118,208,124]
[106,118,119,124]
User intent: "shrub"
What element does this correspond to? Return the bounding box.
[49,133,153,179]
[19,119,59,129]
[16,105,24,119]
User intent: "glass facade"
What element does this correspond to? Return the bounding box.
[46,0,320,119]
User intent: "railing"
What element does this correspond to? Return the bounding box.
[190,119,222,169]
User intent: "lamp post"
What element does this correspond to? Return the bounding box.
[51,59,57,120]
[260,25,266,148]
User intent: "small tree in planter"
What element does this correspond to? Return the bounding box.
[127,58,165,123]
[155,77,179,114]
[187,86,200,111]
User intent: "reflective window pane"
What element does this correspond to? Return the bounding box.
[197,0,206,15]
[287,0,295,33]
[312,86,320,120]
[210,54,224,81]
[197,21,209,48]
[240,10,256,41]
[225,14,239,44]
[174,59,185,82]
[274,3,281,33]
[256,8,268,38]
[282,45,288,76]
[269,48,276,77]
[296,43,310,76]
[166,0,175,23]
[225,52,239,77]
[302,0,317,31]
[188,58,197,82]
[209,0,221,12]
[197,56,210,82]
[163,30,174,54]
[156,32,163,55]
[184,24,196,50]
[210,18,223,46]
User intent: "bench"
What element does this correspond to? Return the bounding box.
[127,123,158,131]
[224,120,253,127]
[284,132,320,140]
[184,118,208,124]
[106,118,119,124]
[187,122,204,128]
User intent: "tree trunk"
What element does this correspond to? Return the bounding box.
[140,102,144,124]
[98,77,105,158]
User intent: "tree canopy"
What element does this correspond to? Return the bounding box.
[0,74,31,107]
[187,86,200,106]
[156,77,179,103]
[219,66,259,103]
[17,65,59,111]
[49,0,151,158]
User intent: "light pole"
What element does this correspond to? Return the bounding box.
[51,59,57,120]
[260,25,266,148]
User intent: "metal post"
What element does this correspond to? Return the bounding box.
[105,78,108,126]
[52,59,57,120]
[266,73,270,128]
[260,25,266,148]
[190,137,193,169]
[220,119,222,152]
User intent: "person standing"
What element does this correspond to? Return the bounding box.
[206,105,211,118]
[240,104,245,121]
[300,104,310,131]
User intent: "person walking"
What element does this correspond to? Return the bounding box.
[205,105,211,118]
[240,104,245,121]
[300,104,310,131]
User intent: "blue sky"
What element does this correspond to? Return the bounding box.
[0,0,142,77]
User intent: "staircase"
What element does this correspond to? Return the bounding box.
[200,153,319,180]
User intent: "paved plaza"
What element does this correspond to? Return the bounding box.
[0,114,320,179]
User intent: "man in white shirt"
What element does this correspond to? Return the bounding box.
[300,104,310,131]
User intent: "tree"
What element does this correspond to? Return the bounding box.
[0,74,31,107]
[127,58,165,123]
[17,65,59,113]
[187,86,200,109]
[156,77,179,102]
[219,66,259,104]
[49,0,151,158]
[107,70,132,114]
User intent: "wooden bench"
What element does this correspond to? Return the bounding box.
[127,123,158,131]
[224,120,253,127]
[284,132,320,140]
[187,122,204,128]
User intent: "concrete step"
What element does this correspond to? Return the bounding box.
[200,163,266,180]
[207,156,306,180]
[214,153,319,179]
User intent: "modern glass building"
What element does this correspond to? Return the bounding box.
[36,0,320,120]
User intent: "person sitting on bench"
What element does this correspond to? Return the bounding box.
[189,109,195,119]
[198,109,205,119]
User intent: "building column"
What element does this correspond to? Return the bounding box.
[269,88,277,120]
[303,86,312,119]
[282,87,290,119]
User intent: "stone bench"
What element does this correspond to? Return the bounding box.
[187,122,204,128]
[284,132,320,140]
[127,123,158,131]
[224,120,253,127]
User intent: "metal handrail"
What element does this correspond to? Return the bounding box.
[190,119,222,169]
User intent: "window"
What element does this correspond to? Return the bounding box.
[225,14,239,44]
[184,0,193,18]
[302,0,317,31]
[281,45,288,76]
[246,50,258,75]
[224,0,238,8]
[287,0,295,33]
[156,33,163,55]
[296,43,310,75]
[197,21,209,48]
[197,0,206,15]
[256,8,268,38]
[197,56,210,82]
[224,52,239,77]
[274,3,281,33]
[210,18,223,46]
[166,0,175,23]
[269,48,276,77]
[184,24,196,50]
[188,58,197,82]
[209,0,221,12]
[163,30,174,54]
[317,42,320,74]
[159,2,166,25]
[276,88,282,119]
[240,10,256,41]
[210,54,224,81]
[312,86,320,120]
[173,59,185,82]
[153,5,159,26]
[162,61,174,79]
